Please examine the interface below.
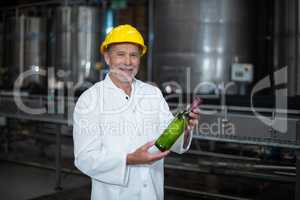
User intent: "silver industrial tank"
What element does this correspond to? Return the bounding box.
[5,16,46,91]
[5,17,22,89]
[51,6,103,90]
[152,0,255,94]
[0,23,4,88]
[273,0,300,96]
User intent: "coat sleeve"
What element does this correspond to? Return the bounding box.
[157,89,193,154]
[73,88,129,186]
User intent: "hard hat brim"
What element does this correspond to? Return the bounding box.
[100,42,147,56]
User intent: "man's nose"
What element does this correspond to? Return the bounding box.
[124,54,131,66]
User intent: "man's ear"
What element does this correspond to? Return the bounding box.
[103,52,110,65]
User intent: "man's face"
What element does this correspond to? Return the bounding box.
[104,43,141,83]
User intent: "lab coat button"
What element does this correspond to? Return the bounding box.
[143,183,147,187]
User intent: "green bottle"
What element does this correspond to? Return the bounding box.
[154,97,202,152]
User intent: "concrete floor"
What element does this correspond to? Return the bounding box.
[0,160,207,200]
[0,138,295,200]
[0,161,90,200]
[0,159,295,200]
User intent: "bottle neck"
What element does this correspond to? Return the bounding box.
[181,110,190,119]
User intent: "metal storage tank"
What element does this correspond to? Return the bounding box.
[0,23,4,88]
[50,7,72,84]
[152,0,255,94]
[51,6,103,90]
[4,16,46,91]
[4,17,22,90]
[24,17,47,89]
[273,0,300,96]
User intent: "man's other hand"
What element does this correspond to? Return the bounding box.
[126,140,170,165]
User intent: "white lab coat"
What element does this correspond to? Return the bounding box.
[73,74,193,200]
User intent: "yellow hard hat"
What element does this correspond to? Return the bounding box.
[100,24,147,56]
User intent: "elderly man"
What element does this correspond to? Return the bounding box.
[73,24,199,200]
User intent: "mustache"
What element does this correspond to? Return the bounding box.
[110,66,137,82]
[117,64,134,69]
[110,65,136,73]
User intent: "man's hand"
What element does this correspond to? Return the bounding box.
[188,110,200,127]
[183,109,200,147]
[126,141,170,165]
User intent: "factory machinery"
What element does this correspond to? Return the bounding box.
[0,0,299,200]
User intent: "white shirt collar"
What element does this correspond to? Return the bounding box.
[104,72,138,96]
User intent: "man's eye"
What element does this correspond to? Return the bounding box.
[131,54,139,58]
[117,53,125,56]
